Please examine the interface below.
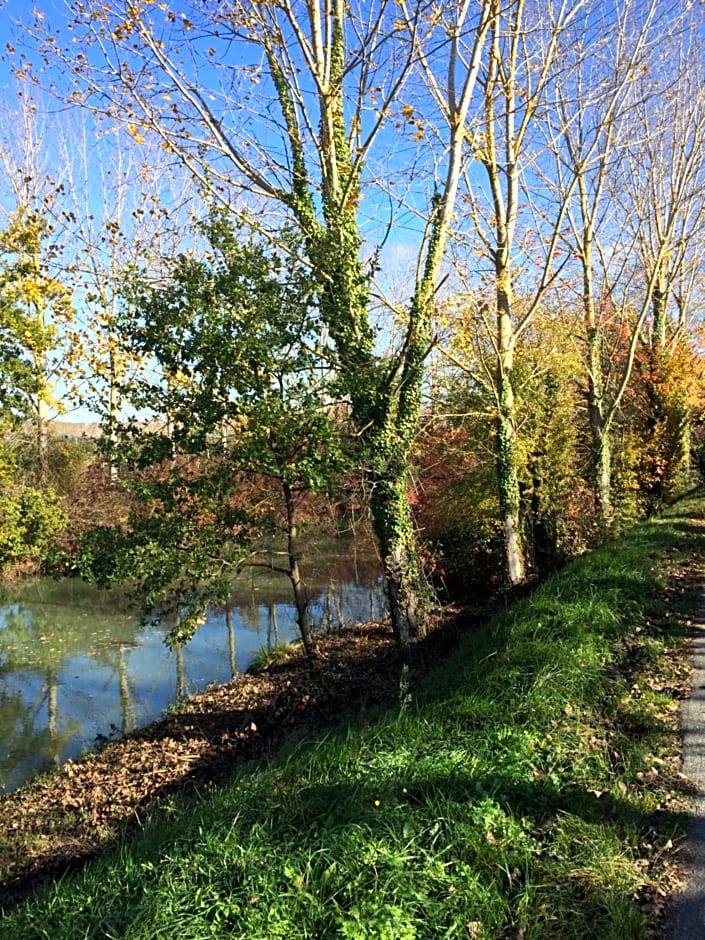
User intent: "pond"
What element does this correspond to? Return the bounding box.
[0,540,385,794]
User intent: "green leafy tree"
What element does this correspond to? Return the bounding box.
[0,211,59,448]
[79,215,342,657]
[0,91,76,483]
[437,295,586,585]
[0,213,68,574]
[0,284,40,439]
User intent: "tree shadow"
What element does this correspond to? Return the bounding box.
[5,761,689,936]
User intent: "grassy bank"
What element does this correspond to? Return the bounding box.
[3,500,705,938]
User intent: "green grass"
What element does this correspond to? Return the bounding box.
[3,501,705,938]
[247,640,303,674]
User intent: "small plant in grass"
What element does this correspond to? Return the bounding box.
[248,641,302,675]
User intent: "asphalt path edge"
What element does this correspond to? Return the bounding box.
[669,611,705,938]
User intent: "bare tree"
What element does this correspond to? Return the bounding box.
[25,0,495,651]
[443,0,589,585]
[548,0,698,522]
[56,115,198,478]
[619,18,705,499]
[626,24,705,350]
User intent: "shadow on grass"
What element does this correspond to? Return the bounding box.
[7,761,690,937]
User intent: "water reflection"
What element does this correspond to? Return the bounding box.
[0,545,384,794]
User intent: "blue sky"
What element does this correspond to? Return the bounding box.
[0,1,494,421]
[1,0,669,423]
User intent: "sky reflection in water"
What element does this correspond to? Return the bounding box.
[0,547,384,793]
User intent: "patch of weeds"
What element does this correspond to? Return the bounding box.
[248,641,302,674]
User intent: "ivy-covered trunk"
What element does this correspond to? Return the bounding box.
[307,231,430,646]
[670,402,692,494]
[369,431,428,650]
[496,373,525,586]
[289,7,431,651]
[672,296,693,491]
[294,251,430,651]
[645,283,686,506]
[314,234,430,648]
[496,280,525,586]
[592,417,613,527]
[643,278,672,510]
[267,0,483,652]
[644,343,692,505]
[587,326,613,528]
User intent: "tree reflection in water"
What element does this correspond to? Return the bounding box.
[0,542,383,793]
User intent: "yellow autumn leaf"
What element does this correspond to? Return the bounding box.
[126,123,146,144]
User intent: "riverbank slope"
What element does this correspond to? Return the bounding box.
[2,498,705,937]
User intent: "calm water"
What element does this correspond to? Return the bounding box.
[0,543,384,794]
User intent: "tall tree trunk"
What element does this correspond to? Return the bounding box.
[580,204,613,531]
[496,376,525,586]
[587,324,613,528]
[648,276,687,504]
[306,184,431,650]
[272,0,490,652]
[673,407,692,492]
[370,468,425,651]
[672,293,692,491]
[666,397,692,497]
[175,641,186,701]
[645,275,670,508]
[496,278,525,586]
[35,394,50,485]
[592,416,613,527]
[107,342,120,484]
[283,482,315,658]
[652,274,668,351]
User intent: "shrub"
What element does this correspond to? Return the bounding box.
[0,484,67,572]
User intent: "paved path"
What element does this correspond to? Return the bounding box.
[670,612,705,938]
